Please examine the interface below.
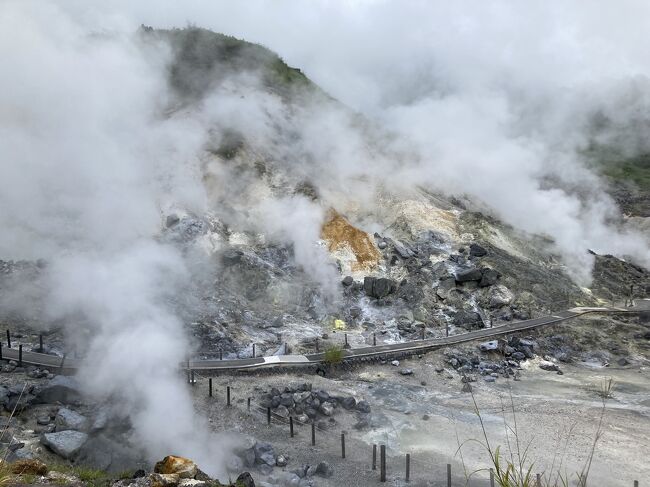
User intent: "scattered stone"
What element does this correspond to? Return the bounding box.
[342,276,354,286]
[276,454,288,467]
[34,375,82,405]
[617,357,630,366]
[340,397,356,410]
[41,430,88,459]
[363,276,396,299]
[150,473,180,487]
[55,407,89,432]
[356,401,371,413]
[315,461,333,478]
[484,376,496,382]
[469,243,488,257]
[236,472,256,487]
[479,340,499,352]
[253,442,276,467]
[539,360,560,372]
[399,369,414,376]
[391,360,400,367]
[319,402,334,416]
[455,267,483,282]
[479,268,500,287]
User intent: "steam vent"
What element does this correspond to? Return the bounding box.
[1,3,649,487]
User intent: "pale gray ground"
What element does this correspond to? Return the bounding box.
[192,345,649,487]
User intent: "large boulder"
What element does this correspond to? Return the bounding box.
[455,268,483,283]
[236,472,256,487]
[453,310,484,330]
[363,277,396,299]
[34,375,82,405]
[41,430,88,459]
[479,268,500,287]
[489,285,515,308]
[469,243,488,257]
[55,408,89,432]
[154,455,197,479]
[253,442,275,466]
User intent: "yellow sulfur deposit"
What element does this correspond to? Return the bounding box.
[321,210,381,272]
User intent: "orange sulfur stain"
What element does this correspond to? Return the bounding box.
[321,210,381,271]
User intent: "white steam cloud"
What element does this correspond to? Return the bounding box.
[1,0,650,475]
[0,1,229,474]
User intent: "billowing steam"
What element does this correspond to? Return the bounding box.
[1,0,649,476]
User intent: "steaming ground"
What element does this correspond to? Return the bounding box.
[0,1,649,485]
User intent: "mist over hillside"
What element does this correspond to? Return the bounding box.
[0,2,649,486]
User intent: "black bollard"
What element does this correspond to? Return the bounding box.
[380,445,386,482]
[311,422,315,446]
[267,407,271,425]
[344,333,349,348]
[372,444,377,470]
[220,350,223,360]
[227,386,231,407]
[446,323,449,337]
[447,464,452,487]
[190,370,195,385]
[6,330,10,348]
[0,342,3,361]
[405,454,410,482]
[252,344,256,358]
[247,397,251,411]
[373,333,376,346]
[18,344,22,367]
[208,378,213,397]
[289,416,294,438]
[39,334,44,353]
[341,433,346,458]
[421,328,425,340]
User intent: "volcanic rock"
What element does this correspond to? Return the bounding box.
[469,243,488,257]
[363,276,396,299]
[455,267,483,282]
[154,456,198,479]
[34,375,82,405]
[55,408,89,432]
[150,473,180,487]
[41,430,88,459]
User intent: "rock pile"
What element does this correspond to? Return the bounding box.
[259,384,370,427]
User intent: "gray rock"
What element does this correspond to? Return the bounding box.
[340,397,356,410]
[55,408,89,432]
[34,375,82,405]
[280,393,294,408]
[469,243,488,257]
[479,268,500,287]
[484,376,496,382]
[254,441,276,466]
[341,276,354,286]
[455,267,483,282]
[399,369,414,376]
[319,402,334,416]
[453,310,484,330]
[236,472,256,487]
[391,360,400,366]
[41,430,88,459]
[539,360,559,372]
[363,277,396,299]
[479,340,499,352]
[276,454,288,467]
[356,401,371,413]
[489,285,515,308]
[36,415,51,426]
[274,405,290,418]
[315,461,333,478]
[165,214,180,227]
